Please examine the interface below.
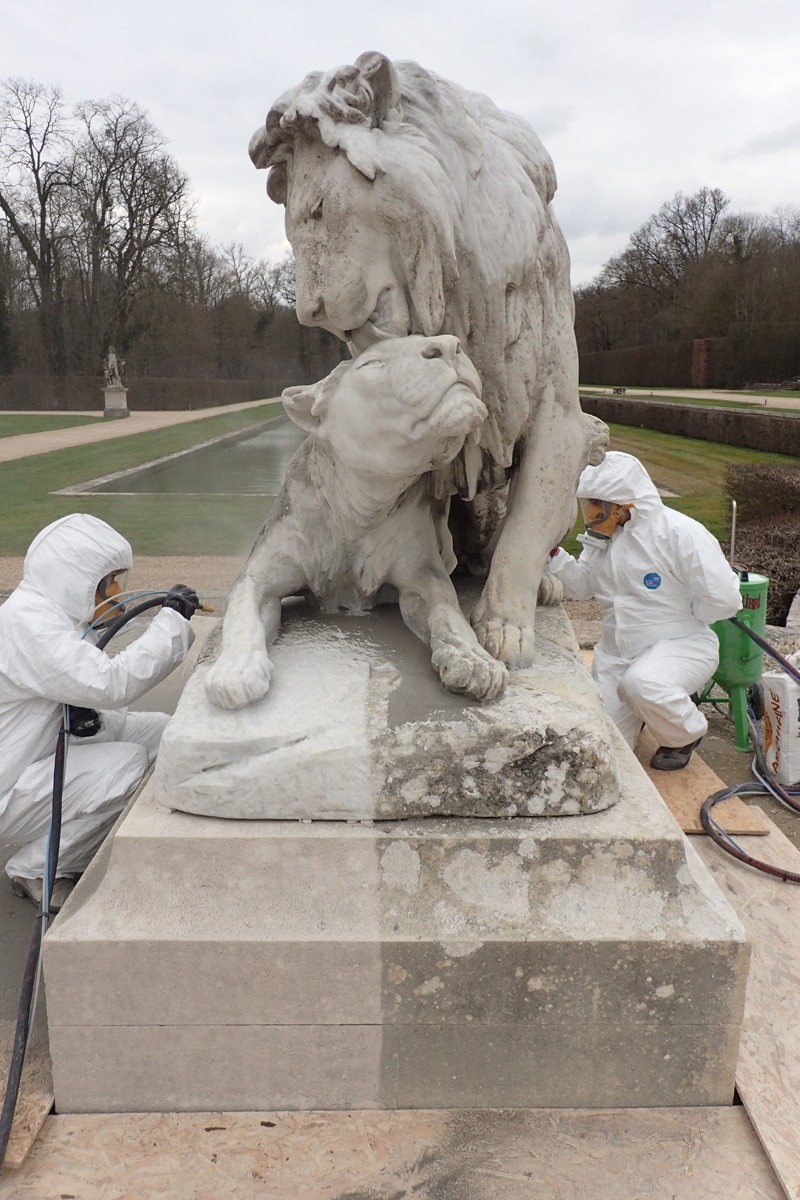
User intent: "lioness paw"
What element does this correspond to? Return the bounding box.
[432,642,507,702]
[205,650,274,710]
[471,610,535,670]
[538,574,563,606]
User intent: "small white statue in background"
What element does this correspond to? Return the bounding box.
[103,346,125,388]
[205,335,509,709]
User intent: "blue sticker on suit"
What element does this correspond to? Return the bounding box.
[643,572,662,590]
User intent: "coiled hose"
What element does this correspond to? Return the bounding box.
[701,617,800,882]
[0,595,166,1168]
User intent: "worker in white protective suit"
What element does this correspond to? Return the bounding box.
[548,452,742,770]
[0,514,198,910]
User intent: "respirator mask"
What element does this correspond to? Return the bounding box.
[92,569,129,627]
[578,499,634,546]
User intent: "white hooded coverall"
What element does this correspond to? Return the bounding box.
[0,514,193,881]
[548,452,742,749]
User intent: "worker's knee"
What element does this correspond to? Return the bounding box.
[88,742,150,812]
[114,741,150,788]
[617,662,662,710]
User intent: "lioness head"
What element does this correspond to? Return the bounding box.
[282,335,486,481]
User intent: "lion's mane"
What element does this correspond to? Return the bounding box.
[250,52,573,500]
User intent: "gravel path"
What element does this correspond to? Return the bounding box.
[0,555,242,601]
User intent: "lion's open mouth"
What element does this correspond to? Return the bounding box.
[346,288,410,352]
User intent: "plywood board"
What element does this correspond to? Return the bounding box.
[0,1019,53,1170]
[635,728,768,836]
[697,815,800,1200]
[578,648,767,836]
[6,1106,783,1199]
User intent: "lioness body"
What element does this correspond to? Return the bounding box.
[205,336,507,710]
[251,52,593,667]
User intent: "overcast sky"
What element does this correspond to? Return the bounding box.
[5,0,799,285]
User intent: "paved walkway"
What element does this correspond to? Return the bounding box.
[580,386,800,411]
[0,398,277,465]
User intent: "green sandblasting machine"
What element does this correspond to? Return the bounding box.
[700,572,769,752]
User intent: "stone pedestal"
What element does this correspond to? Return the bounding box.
[42,605,749,1114]
[103,384,129,419]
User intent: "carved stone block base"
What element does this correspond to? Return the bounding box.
[43,746,748,1112]
[154,599,620,820]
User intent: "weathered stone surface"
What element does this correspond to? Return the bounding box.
[154,600,620,820]
[44,730,749,1112]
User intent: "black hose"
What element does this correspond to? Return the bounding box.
[702,619,800,882]
[0,595,166,1168]
[0,726,66,1168]
[728,615,800,686]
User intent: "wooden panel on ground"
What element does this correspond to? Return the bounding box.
[7,1106,783,1199]
[635,728,768,836]
[578,648,767,836]
[697,813,800,1200]
[0,1019,53,1169]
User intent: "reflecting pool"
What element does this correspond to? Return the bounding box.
[98,419,306,495]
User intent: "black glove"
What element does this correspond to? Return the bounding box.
[68,706,102,738]
[162,583,200,621]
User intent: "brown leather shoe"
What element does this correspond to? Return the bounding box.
[650,739,703,772]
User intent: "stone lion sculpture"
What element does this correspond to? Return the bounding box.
[205,335,511,709]
[249,51,606,670]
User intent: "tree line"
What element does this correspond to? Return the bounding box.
[4,79,798,390]
[574,186,800,377]
[0,78,342,385]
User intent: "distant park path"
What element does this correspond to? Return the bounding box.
[580,386,800,412]
[0,398,277,465]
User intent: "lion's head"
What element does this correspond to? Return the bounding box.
[251,53,461,350]
[252,51,563,480]
[282,335,486,483]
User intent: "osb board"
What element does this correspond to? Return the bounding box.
[697,816,800,1200]
[635,728,768,836]
[0,1019,53,1170]
[3,1106,782,1199]
[578,648,767,836]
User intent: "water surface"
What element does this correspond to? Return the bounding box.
[100,420,306,494]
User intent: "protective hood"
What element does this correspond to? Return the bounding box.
[21,514,133,624]
[576,452,662,515]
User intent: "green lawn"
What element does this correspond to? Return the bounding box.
[0,403,282,557]
[0,413,103,438]
[1,405,794,559]
[561,421,796,554]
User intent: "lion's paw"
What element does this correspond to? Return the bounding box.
[432,641,507,702]
[538,574,563,606]
[205,649,274,710]
[471,607,535,670]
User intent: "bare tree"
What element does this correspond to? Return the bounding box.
[68,97,191,369]
[0,78,71,374]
